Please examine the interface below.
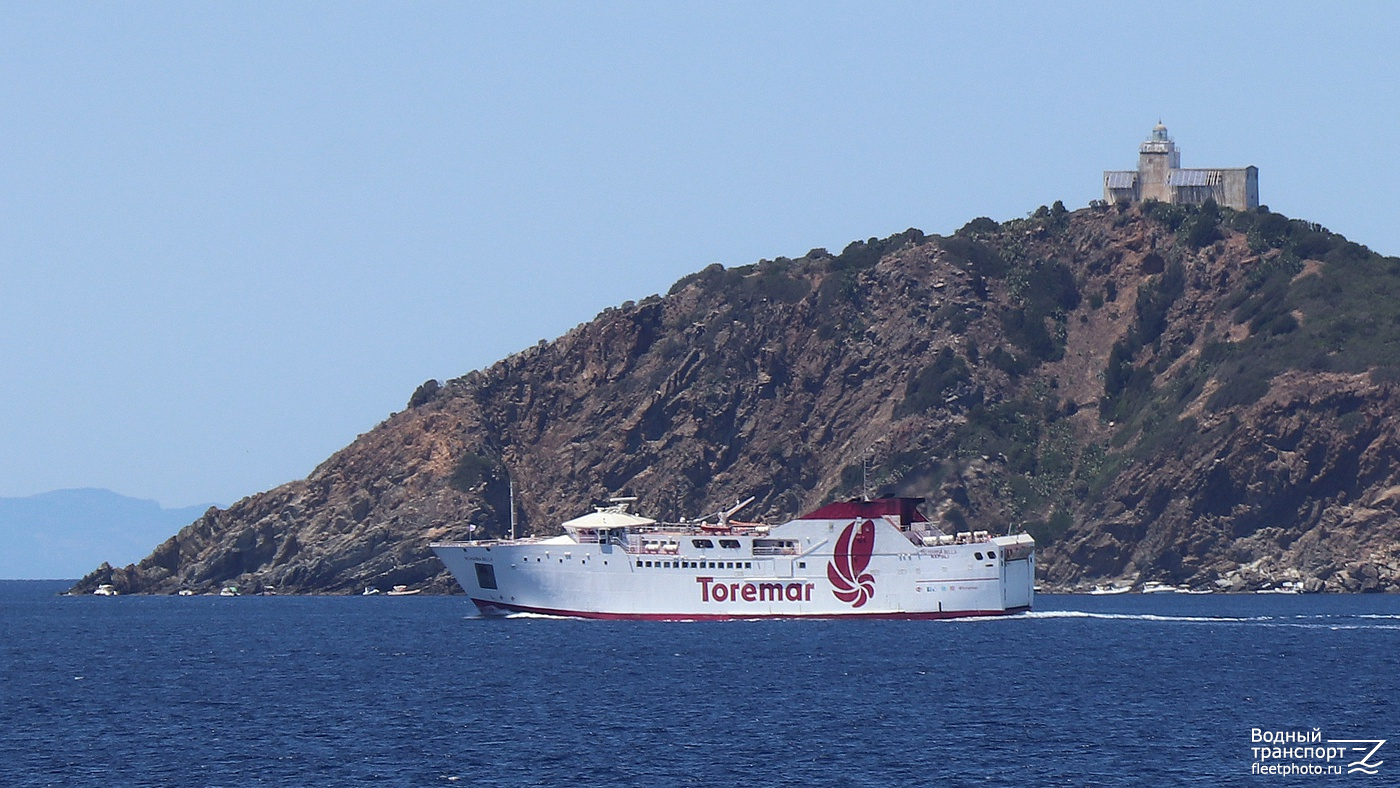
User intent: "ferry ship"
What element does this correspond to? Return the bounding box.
[431,496,1034,620]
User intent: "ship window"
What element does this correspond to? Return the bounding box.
[987,550,996,559]
[719,539,740,549]
[745,562,752,569]
[474,563,497,590]
[975,552,984,561]
[798,562,805,569]
[708,562,716,569]
[692,539,714,549]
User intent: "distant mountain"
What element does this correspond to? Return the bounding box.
[75,203,1400,594]
[0,489,213,579]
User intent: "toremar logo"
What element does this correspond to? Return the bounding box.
[828,520,876,607]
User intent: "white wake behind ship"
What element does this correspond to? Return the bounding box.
[431,496,1034,620]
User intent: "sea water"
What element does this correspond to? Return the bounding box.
[2,580,1397,786]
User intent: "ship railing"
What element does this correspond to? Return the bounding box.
[436,537,537,547]
[751,546,798,556]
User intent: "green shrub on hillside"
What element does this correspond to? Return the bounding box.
[1140,199,1188,232]
[957,217,1000,237]
[1025,508,1073,545]
[1099,261,1187,419]
[1184,199,1223,248]
[449,453,499,491]
[938,236,1009,279]
[895,347,972,417]
[1000,259,1079,364]
[832,229,925,273]
[1135,260,1186,344]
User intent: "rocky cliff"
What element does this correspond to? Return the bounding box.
[76,201,1400,594]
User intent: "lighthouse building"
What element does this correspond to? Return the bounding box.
[1104,123,1258,211]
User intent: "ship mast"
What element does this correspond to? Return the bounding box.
[509,476,517,541]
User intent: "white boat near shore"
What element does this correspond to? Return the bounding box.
[1140,581,1181,594]
[1088,584,1131,595]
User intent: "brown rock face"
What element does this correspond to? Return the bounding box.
[73,204,1400,594]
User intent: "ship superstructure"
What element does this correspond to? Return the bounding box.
[431,497,1033,620]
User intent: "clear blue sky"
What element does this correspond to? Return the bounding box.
[2,2,1397,508]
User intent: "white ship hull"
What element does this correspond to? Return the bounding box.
[432,498,1034,620]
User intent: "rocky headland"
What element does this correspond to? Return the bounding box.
[75,201,1400,594]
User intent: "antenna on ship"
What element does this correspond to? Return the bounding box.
[860,439,887,501]
[862,454,870,502]
[509,476,517,541]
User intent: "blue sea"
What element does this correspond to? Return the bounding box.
[2,581,1397,786]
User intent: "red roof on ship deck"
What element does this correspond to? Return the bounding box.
[798,498,928,525]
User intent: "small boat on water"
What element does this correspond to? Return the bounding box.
[362,587,381,596]
[386,585,421,596]
[1140,581,1181,594]
[93,584,119,596]
[1088,584,1131,595]
[219,586,239,597]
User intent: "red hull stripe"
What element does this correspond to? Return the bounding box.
[470,599,1030,621]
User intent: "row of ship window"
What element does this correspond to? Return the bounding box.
[639,560,753,570]
[680,538,798,550]
[975,551,997,561]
